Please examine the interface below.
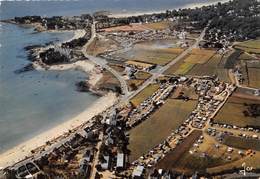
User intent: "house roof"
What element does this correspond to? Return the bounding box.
[116,153,125,168]
[101,156,110,169]
[132,165,144,177]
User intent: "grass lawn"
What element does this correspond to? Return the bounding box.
[214,96,260,128]
[129,99,197,162]
[130,84,160,107]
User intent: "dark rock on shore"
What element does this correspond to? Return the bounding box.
[76,81,90,92]
[24,44,43,51]
[61,37,89,49]
[39,48,71,65]
[14,63,34,74]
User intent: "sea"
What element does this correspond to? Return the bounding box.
[0,0,225,154]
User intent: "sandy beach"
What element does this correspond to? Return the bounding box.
[0,92,117,168]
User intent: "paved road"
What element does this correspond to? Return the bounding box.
[83,21,207,103]
[125,25,208,102]
[90,133,103,179]
[82,22,130,96]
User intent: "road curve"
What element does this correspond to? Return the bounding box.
[81,22,129,96]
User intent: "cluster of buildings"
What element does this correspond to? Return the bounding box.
[12,14,93,31]
[187,79,235,129]
[206,128,257,160]
[104,28,184,49]
[4,112,108,178]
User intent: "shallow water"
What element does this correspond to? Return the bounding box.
[0,23,99,153]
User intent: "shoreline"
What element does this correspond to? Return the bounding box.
[0,24,109,168]
[108,0,230,18]
[0,92,117,168]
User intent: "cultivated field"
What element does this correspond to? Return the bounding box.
[223,135,260,151]
[113,39,186,66]
[234,40,260,54]
[128,99,197,162]
[247,67,260,88]
[234,52,260,88]
[127,71,152,91]
[172,134,242,174]
[134,71,152,80]
[165,48,217,76]
[103,21,172,32]
[170,85,198,100]
[87,37,120,56]
[130,84,160,107]
[184,49,215,64]
[174,62,195,75]
[207,151,260,174]
[155,130,202,171]
[119,48,181,66]
[108,63,125,73]
[214,95,260,128]
[187,54,222,76]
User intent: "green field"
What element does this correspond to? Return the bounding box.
[214,96,260,128]
[130,84,160,107]
[128,99,197,162]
